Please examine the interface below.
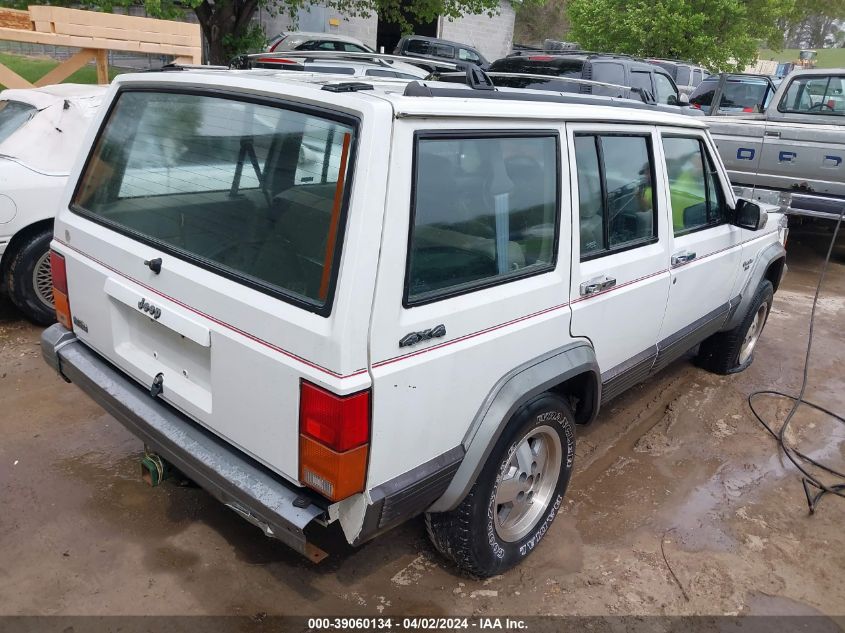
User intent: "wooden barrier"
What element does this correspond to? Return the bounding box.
[0,6,201,88]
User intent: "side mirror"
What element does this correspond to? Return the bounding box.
[733,198,768,230]
[667,94,679,106]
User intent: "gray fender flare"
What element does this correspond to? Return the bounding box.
[427,341,599,513]
[723,241,786,331]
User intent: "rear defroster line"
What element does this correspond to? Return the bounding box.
[748,203,845,513]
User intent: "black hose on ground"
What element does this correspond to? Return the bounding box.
[748,204,845,513]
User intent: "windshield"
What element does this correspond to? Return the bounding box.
[0,100,37,145]
[73,91,356,312]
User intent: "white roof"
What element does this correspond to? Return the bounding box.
[111,70,707,129]
[0,83,107,110]
[0,84,107,174]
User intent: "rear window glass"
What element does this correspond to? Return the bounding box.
[0,100,36,145]
[407,134,558,304]
[489,57,584,78]
[779,75,845,116]
[719,78,771,112]
[73,91,356,313]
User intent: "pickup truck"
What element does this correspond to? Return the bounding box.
[707,68,845,220]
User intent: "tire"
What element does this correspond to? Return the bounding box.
[697,280,774,375]
[5,227,56,326]
[425,393,576,577]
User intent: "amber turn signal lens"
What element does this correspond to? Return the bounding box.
[54,290,72,329]
[299,434,367,502]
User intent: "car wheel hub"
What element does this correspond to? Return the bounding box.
[493,424,562,542]
[739,303,767,365]
[33,251,54,309]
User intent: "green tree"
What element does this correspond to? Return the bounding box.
[567,0,795,71]
[0,0,537,64]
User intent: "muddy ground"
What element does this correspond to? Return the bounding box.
[1,224,844,618]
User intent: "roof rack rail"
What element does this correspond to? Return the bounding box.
[401,80,697,116]
[437,70,657,105]
[230,50,457,73]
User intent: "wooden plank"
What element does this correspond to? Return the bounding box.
[33,48,95,87]
[0,62,33,88]
[95,48,108,84]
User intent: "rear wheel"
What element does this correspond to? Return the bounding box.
[697,280,773,375]
[6,227,56,325]
[425,393,575,577]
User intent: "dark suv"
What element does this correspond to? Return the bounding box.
[394,35,489,70]
[489,53,683,105]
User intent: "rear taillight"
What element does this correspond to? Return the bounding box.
[50,250,72,330]
[299,381,370,502]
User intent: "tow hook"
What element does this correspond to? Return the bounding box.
[140,447,171,487]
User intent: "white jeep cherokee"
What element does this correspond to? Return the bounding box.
[42,70,787,577]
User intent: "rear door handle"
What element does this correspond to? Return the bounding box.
[579,275,616,296]
[671,251,697,267]
[764,130,781,138]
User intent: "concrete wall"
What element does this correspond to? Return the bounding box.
[257,1,514,60]
[439,1,515,62]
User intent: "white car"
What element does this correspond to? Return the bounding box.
[42,72,786,577]
[0,84,106,323]
[267,31,374,54]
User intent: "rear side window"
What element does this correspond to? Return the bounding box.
[592,62,624,85]
[574,134,657,258]
[406,134,559,305]
[662,136,725,234]
[0,100,36,144]
[73,90,356,314]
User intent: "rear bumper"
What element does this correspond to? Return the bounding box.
[41,324,327,560]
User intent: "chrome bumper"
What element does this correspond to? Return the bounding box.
[41,324,327,560]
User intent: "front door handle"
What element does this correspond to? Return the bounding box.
[671,251,697,267]
[764,130,781,138]
[580,275,616,296]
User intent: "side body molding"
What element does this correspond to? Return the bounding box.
[428,341,599,513]
[722,241,786,331]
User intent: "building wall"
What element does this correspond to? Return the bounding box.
[258,5,378,49]
[257,1,514,60]
[439,1,515,62]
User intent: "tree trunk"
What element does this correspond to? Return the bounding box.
[195,0,259,65]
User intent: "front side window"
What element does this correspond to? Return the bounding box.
[676,66,691,86]
[575,134,657,258]
[458,48,480,62]
[406,134,559,304]
[0,100,36,145]
[654,73,678,104]
[73,91,356,312]
[779,75,845,116]
[662,136,725,234]
[630,71,654,95]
